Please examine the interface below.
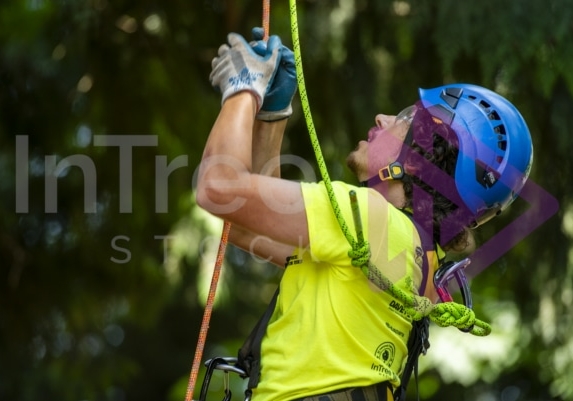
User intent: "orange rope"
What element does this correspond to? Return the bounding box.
[184,2,271,399]
[184,221,231,401]
[262,0,270,39]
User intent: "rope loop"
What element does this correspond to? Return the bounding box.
[348,241,371,267]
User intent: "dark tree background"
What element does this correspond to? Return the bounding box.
[1,0,571,400]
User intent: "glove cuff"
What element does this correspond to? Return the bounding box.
[256,105,293,122]
[222,87,264,111]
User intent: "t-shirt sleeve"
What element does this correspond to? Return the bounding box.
[300,181,355,265]
[301,181,423,290]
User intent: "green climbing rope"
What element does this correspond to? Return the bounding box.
[288,0,491,337]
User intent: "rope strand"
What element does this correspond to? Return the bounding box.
[184,221,232,401]
[262,0,270,40]
[184,3,272,400]
[288,0,490,336]
[289,0,356,248]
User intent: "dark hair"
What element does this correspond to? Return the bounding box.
[400,106,473,252]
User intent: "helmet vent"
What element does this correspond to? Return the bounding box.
[478,100,491,109]
[494,124,506,135]
[489,110,501,121]
[440,89,461,109]
[498,140,507,151]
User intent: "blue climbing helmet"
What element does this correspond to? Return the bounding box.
[417,83,533,227]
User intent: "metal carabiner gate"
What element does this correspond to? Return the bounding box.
[197,357,248,401]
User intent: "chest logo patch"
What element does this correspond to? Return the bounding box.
[374,342,395,367]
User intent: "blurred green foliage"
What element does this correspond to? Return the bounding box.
[1,0,572,400]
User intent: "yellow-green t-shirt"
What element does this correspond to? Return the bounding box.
[251,181,429,401]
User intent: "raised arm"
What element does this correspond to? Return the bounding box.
[196,33,309,262]
[227,118,297,266]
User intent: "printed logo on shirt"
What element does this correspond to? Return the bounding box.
[389,300,408,317]
[385,322,405,338]
[374,342,396,366]
[285,254,303,268]
[371,342,397,376]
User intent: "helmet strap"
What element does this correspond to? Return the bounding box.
[361,124,414,188]
[361,161,405,187]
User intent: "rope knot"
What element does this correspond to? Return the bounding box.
[430,302,492,336]
[431,302,474,328]
[348,241,371,267]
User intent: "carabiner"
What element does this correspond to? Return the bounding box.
[433,257,474,332]
[222,370,231,401]
[222,388,232,401]
[197,357,248,401]
[434,258,472,307]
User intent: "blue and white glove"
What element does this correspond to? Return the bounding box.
[210,32,282,110]
[250,27,297,121]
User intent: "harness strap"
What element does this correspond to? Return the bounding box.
[392,211,435,401]
[237,287,280,396]
[392,317,429,401]
[293,382,393,401]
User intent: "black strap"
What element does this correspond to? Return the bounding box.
[392,317,429,401]
[236,287,280,393]
[393,211,434,401]
[293,382,391,401]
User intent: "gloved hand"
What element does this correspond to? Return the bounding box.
[250,27,297,121]
[210,32,282,110]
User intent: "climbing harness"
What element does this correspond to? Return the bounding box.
[393,318,429,401]
[192,0,494,400]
